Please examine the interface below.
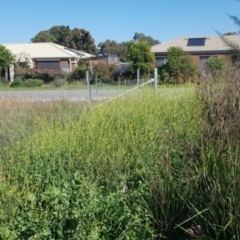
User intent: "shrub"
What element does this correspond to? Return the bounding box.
[69,64,88,82]
[10,79,24,88]
[24,79,43,87]
[92,63,116,83]
[24,69,69,83]
[158,46,197,84]
[68,58,90,82]
[158,66,174,84]
[0,45,14,74]
[10,79,43,88]
[203,57,227,78]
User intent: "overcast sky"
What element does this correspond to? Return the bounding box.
[0,0,239,45]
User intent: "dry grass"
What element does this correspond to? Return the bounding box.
[0,97,90,149]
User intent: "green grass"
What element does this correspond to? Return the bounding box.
[0,81,140,91]
[0,83,240,239]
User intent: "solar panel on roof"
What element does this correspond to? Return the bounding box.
[187,38,206,46]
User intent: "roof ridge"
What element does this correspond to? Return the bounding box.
[152,37,183,47]
[49,42,74,57]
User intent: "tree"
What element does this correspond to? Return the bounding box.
[31,25,97,54]
[126,41,155,76]
[0,45,15,74]
[158,47,196,83]
[98,40,130,61]
[31,26,71,45]
[223,32,238,36]
[98,40,118,55]
[30,30,57,43]
[133,32,160,46]
[68,28,96,54]
[49,25,72,46]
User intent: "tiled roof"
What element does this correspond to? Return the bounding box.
[151,35,240,53]
[3,42,94,59]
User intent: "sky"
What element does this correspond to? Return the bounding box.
[0,0,239,46]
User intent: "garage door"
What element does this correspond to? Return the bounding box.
[36,61,60,70]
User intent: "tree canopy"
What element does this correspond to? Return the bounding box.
[98,39,119,56]
[223,31,238,36]
[98,40,130,61]
[31,25,96,54]
[127,41,155,75]
[0,45,15,73]
[133,32,160,46]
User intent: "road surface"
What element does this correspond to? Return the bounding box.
[0,89,129,102]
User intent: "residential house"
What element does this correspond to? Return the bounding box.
[2,42,94,81]
[151,35,240,74]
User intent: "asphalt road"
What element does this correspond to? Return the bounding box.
[0,89,128,102]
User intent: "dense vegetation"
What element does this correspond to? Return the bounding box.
[158,46,197,84]
[0,45,14,74]
[126,41,155,77]
[1,65,240,239]
[31,26,96,55]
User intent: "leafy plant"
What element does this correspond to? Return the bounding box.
[10,78,43,88]
[69,61,88,81]
[158,46,197,83]
[0,45,15,73]
[92,63,116,83]
[24,69,68,83]
[127,41,155,77]
[10,79,24,87]
[203,57,227,78]
[25,79,43,87]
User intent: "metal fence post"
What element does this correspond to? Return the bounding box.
[95,74,98,95]
[137,69,140,88]
[86,70,92,108]
[154,68,158,90]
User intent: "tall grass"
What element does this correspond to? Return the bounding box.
[1,80,240,239]
[195,67,240,239]
[0,88,202,239]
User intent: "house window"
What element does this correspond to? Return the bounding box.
[36,61,60,70]
[156,57,168,66]
[187,38,206,46]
